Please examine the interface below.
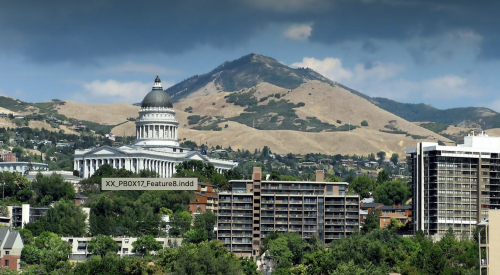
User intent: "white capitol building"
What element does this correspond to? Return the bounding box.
[74,76,237,178]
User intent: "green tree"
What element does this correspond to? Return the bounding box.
[269,237,294,269]
[390,153,399,165]
[361,120,369,126]
[348,176,375,199]
[361,212,380,233]
[87,234,120,257]
[32,231,71,272]
[169,211,192,237]
[26,199,87,236]
[132,235,163,257]
[376,151,386,164]
[373,179,411,205]
[376,169,390,185]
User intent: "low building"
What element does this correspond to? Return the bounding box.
[478,210,500,275]
[0,162,49,174]
[0,228,23,271]
[0,151,16,162]
[190,182,219,214]
[8,204,49,228]
[61,236,183,261]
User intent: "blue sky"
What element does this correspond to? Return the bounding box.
[1,0,500,111]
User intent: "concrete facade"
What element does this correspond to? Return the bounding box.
[407,132,500,239]
[61,236,183,261]
[74,76,236,178]
[217,168,360,257]
[479,210,500,275]
[0,162,48,174]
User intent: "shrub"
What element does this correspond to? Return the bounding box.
[361,120,369,126]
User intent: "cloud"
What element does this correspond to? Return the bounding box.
[71,79,173,104]
[283,23,313,41]
[361,40,380,54]
[2,1,500,62]
[291,56,403,84]
[422,75,480,99]
[102,62,180,75]
[291,57,353,82]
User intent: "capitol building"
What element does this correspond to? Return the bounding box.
[74,76,236,178]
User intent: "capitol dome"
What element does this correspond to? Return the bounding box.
[141,75,173,108]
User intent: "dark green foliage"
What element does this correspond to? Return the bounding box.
[390,153,399,165]
[155,240,249,275]
[361,212,380,233]
[169,210,192,237]
[348,176,375,199]
[419,122,449,133]
[377,169,390,184]
[373,179,411,205]
[184,106,193,112]
[180,140,198,150]
[25,199,87,237]
[87,234,120,257]
[226,89,259,107]
[361,120,369,126]
[31,172,75,205]
[187,115,201,125]
[132,235,163,256]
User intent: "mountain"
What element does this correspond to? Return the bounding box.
[371,97,500,129]
[165,53,333,102]
[5,53,498,155]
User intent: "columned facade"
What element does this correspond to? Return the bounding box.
[74,75,236,179]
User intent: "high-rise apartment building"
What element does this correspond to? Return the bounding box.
[217,168,360,257]
[406,131,500,239]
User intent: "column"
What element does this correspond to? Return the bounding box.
[174,127,176,140]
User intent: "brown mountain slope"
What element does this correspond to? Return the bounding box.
[109,80,452,156]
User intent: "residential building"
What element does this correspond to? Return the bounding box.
[406,131,500,239]
[190,182,219,214]
[0,228,24,271]
[0,162,49,174]
[74,76,236,178]
[0,150,16,162]
[61,236,183,261]
[217,168,360,258]
[478,210,500,275]
[8,204,49,228]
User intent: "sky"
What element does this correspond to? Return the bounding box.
[1,0,500,111]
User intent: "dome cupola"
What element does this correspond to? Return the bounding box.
[141,75,173,108]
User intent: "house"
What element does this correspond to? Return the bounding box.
[13,115,24,120]
[0,228,24,271]
[360,202,384,217]
[75,193,88,206]
[377,204,412,231]
[190,182,219,214]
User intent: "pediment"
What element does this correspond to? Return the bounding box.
[84,146,124,156]
[184,151,208,161]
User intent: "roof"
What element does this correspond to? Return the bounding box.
[3,230,21,249]
[75,193,89,199]
[378,205,412,211]
[195,192,218,199]
[361,203,383,209]
[199,182,216,187]
[0,227,9,245]
[141,76,173,108]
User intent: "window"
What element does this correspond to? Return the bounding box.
[125,239,129,244]
[5,251,9,255]
[123,248,129,254]
[4,260,9,267]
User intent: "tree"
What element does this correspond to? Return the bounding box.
[132,235,163,256]
[377,169,390,185]
[373,179,411,205]
[87,234,120,257]
[376,151,386,164]
[348,176,375,199]
[169,211,192,237]
[31,231,71,272]
[390,153,399,165]
[26,199,87,236]
[361,212,380,233]
[361,120,369,126]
